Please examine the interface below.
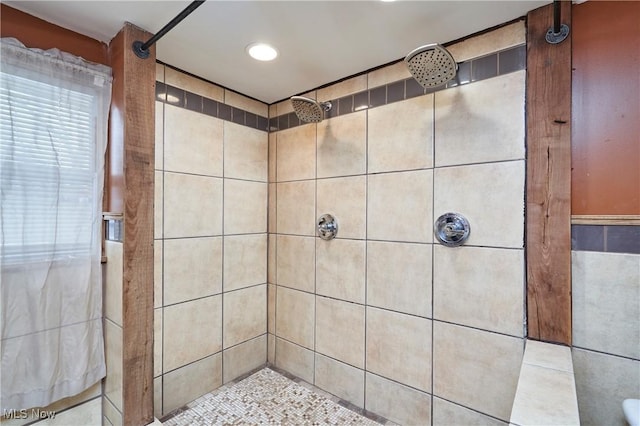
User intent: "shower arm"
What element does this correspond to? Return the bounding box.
[545,0,570,45]
[132,0,206,59]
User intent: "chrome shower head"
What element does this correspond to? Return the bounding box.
[405,43,458,88]
[291,96,332,123]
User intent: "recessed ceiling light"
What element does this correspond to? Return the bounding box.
[246,43,278,61]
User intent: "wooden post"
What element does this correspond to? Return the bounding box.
[526,2,572,345]
[108,22,155,425]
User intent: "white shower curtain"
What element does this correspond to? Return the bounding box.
[0,38,112,410]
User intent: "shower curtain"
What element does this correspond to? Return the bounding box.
[0,38,111,410]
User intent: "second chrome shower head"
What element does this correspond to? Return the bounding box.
[405,43,458,89]
[291,96,332,123]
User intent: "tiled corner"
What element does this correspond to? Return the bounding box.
[223,285,267,348]
[367,170,433,243]
[317,75,367,103]
[224,121,268,182]
[572,250,640,359]
[433,245,524,337]
[224,89,268,117]
[163,295,222,372]
[366,241,432,317]
[435,71,525,167]
[164,104,223,177]
[163,172,223,238]
[268,132,277,182]
[276,124,316,182]
[153,376,162,420]
[163,237,222,305]
[154,308,163,378]
[433,321,523,422]
[316,176,367,240]
[155,101,164,170]
[365,372,431,426]
[447,20,525,62]
[104,393,123,426]
[366,307,432,392]
[267,334,276,364]
[162,353,222,415]
[367,95,434,173]
[432,397,506,426]
[276,235,315,293]
[268,182,277,233]
[154,170,163,239]
[314,353,365,408]
[268,234,276,283]
[275,287,315,349]
[223,234,267,292]
[267,284,276,334]
[316,238,366,304]
[165,67,224,102]
[434,160,524,248]
[223,180,267,235]
[276,180,316,236]
[315,296,365,369]
[222,335,267,383]
[275,337,315,384]
[317,111,367,178]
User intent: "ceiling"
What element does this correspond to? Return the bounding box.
[5,1,550,104]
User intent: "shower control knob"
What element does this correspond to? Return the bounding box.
[434,213,470,247]
[317,214,338,240]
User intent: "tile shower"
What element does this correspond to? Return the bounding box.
[153,21,529,424]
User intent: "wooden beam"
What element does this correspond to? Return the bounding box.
[526,2,572,345]
[108,23,155,425]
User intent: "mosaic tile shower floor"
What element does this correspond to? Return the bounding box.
[161,367,391,425]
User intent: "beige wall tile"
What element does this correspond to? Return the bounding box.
[367,170,433,243]
[317,111,366,178]
[433,322,523,422]
[275,99,293,116]
[316,238,365,304]
[165,67,224,102]
[224,122,268,182]
[154,240,162,309]
[153,377,162,420]
[268,284,276,334]
[366,307,432,391]
[367,241,432,317]
[154,170,162,239]
[276,124,316,182]
[434,161,524,248]
[572,251,640,359]
[224,89,268,117]
[367,61,411,88]
[317,75,367,102]
[433,397,506,426]
[316,176,366,240]
[268,234,276,284]
[155,63,164,83]
[276,235,315,293]
[435,71,525,167]
[314,354,364,408]
[154,308,162,378]
[104,393,123,426]
[104,320,123,412]
[223,285,267,348]
[316,296,365,368]
[104,241,123,326]
[275,287,315,349]
[368,95,434,173]
[164,172,222,238]
[276,180,316,236]
[163,295,222,372]
[572,348,640,426]
[155,101,163,170]
[448,20,525,62]
[224,179,267,235]
[224,234,267,292]
[268,334,276,364]
[269,104,277,119]
[275,337,314,383]
[163,353,222,415]
[268,132,277,182]
[365,372,432,426]
[523,340,573,373]
[223,335,267,383]
[164,237,222,305]
[33,398,101,426]
[433,245,524,336]
[164,105,223,176]
[268,183,276,233]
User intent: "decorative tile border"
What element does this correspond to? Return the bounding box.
[155,82,270,132]
[269,44,526,132]
[571,225,640,254]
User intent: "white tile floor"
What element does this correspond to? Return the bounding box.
[161,367,389,425]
